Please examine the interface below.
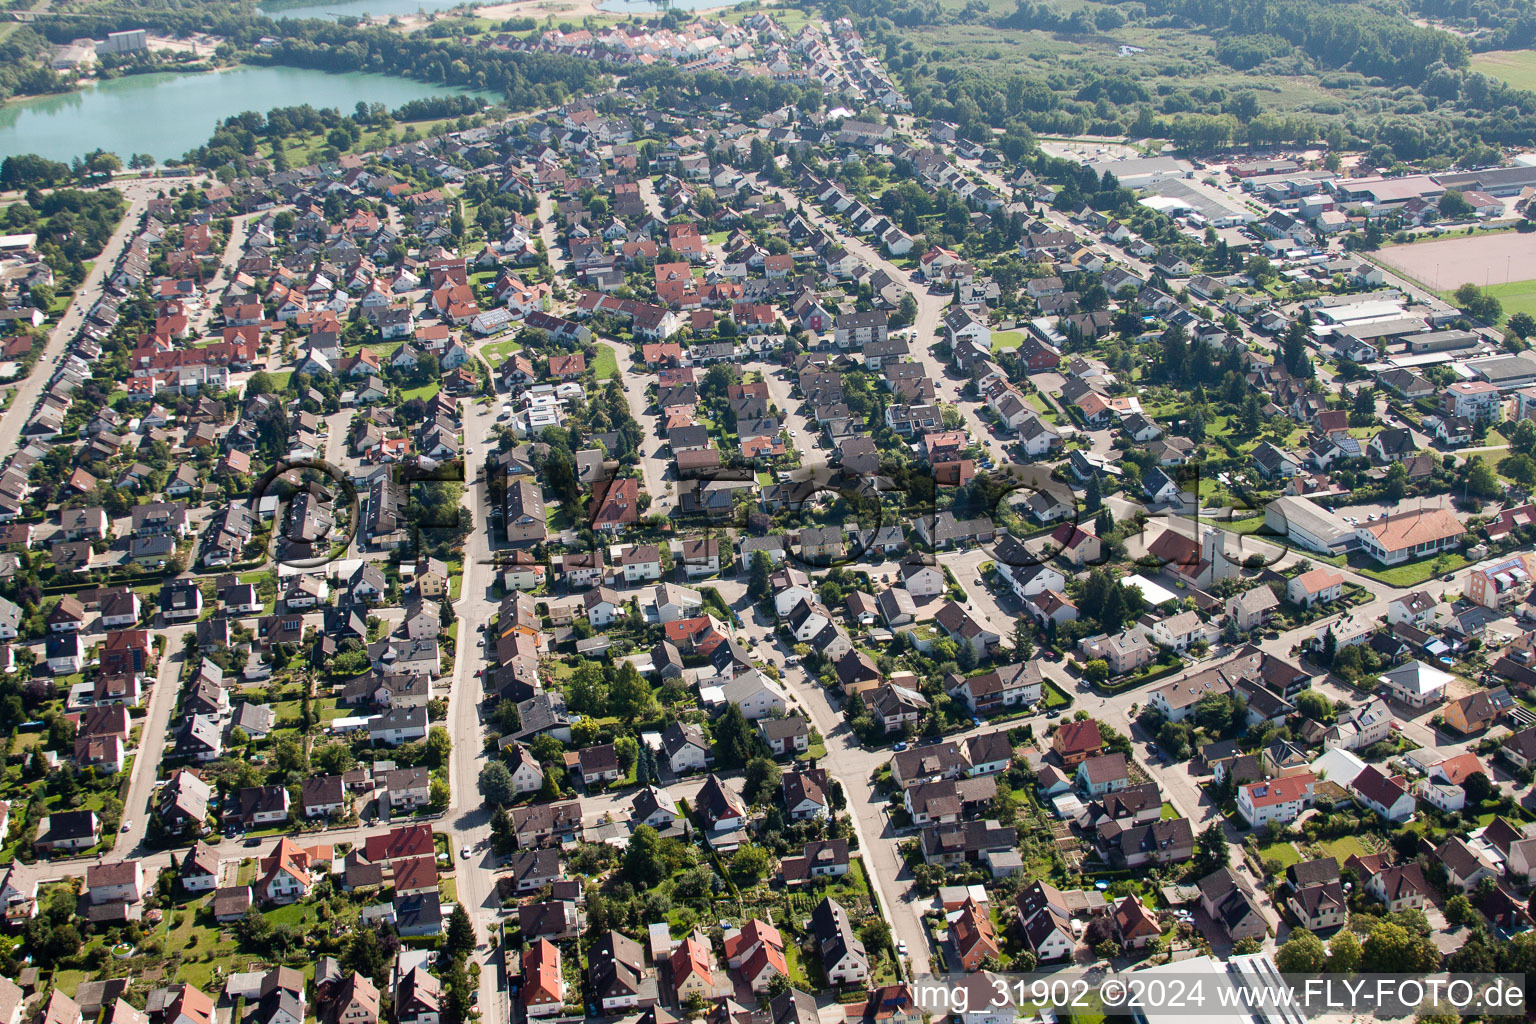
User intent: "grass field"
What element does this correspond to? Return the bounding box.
[1317,835,1373,864]
[1042,679,1073,708]
[721,4,813,31]
[1471,49,1536,91]
[481,336,522,365]
[1258,841,1301,868]
[593,344,619,380]
[400,382,441,402]
[1356,552,1468,587]
[274,112,467,168]
[992,329,1024,352]
[1476,279,1536,323]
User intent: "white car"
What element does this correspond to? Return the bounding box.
[897,940,908,956]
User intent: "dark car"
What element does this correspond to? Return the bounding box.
[244,837,261,847]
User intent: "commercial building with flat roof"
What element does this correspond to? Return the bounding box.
[1313,299,1409,325]
[1465,353,1536,390]
[1264,496,1357,555]
[1435,165,1536,197]
[1087,156,1189,189]
[1336,317,1430,343]
[1140,179,1256,227]
[1405,329,1481,354]
[1332,175,1444,206]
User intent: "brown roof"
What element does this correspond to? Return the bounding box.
[1359,508,1463,553]
[392,855,438,892]
[1054,719,1102,756]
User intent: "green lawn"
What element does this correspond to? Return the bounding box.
[160,895,238,989]
[723,4,812,30]
[1042,679,1073,709]
[1356,552,1469,587]
[1317,835,1372,864]
[592,345,619,380]
[348,338,404,360]
[1220,514,1270,535]
[273,113,465,168]
[399,382,441,402]
[482,337,522,365]
[1258,842,1301,868]
[992,330,1024,352]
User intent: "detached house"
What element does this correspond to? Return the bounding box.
[810,897,869,986]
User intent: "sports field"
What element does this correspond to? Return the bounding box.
[1471,50,1536,91]
[1375,231,1536,312]
[1467,279,1536,323]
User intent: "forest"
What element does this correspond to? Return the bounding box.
[827,0,1536,165]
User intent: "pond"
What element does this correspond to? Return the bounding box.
[0,64,494,164]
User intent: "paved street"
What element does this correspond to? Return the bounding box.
[604,339,673,517]
[116,622,196,855]
[448,399,510,1019]
[0,186,155,467]
[762,176,1007,464]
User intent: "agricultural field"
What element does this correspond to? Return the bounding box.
[1470,49,1536,92]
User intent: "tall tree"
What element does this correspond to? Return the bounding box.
[623,824,665,886]
[713,704,763,768]
[1361,921,1440,973]
[1239,393,1262,436]
[445,904,475,960]
[477,761,515,807]
[1011,617,1034,659]
[742,757,782,805]
[1194,822,1228,872]
[610,661,657,719]
[748,550,774,601]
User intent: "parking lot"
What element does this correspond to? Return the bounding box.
[1332,492,1456,525]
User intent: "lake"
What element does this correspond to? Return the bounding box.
[0,65,493,164]
[259,0,466,21]
[260,0,731,20]
[596,0,733,11]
